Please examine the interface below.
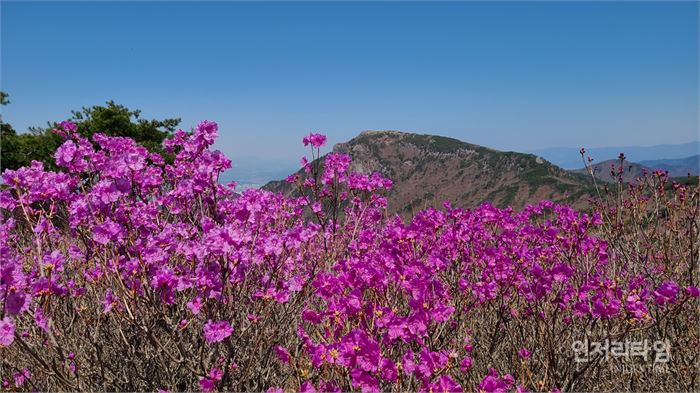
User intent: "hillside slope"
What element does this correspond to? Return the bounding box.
[265,131,593,215]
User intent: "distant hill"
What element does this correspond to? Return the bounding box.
[571,155,699,183]
[264,131,594,216]
[531,141,699,170]
[571,160,651,183]
[638,155,699,177]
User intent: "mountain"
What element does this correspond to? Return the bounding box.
[264,131,594,216]
[571,160,651,183]
[530,141,700,170]
[638,155,699,177]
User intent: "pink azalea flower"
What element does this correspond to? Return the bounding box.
[0,318,15,347]
[12,369,30,388]
[275,345,291,364]
[302,133,327,148]
[199,377,216,392]
[300,380,317,393]
[459,356,473,373]
[653,281,680,305]
[478,368,514,393]
[518,347,531,360]
[203,320,233,343]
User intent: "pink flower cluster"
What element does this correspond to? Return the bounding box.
[302,133,327,149]
[0,123,697,392]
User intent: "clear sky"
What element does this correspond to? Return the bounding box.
[2,1,698,164]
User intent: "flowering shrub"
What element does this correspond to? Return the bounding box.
[0,122,697,392]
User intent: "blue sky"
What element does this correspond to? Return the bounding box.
[2,1,698,165]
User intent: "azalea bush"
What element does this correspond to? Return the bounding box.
[0,121,697,392]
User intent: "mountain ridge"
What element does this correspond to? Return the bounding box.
[264,130,594,215]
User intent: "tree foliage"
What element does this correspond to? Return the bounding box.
[1,94,180,171]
